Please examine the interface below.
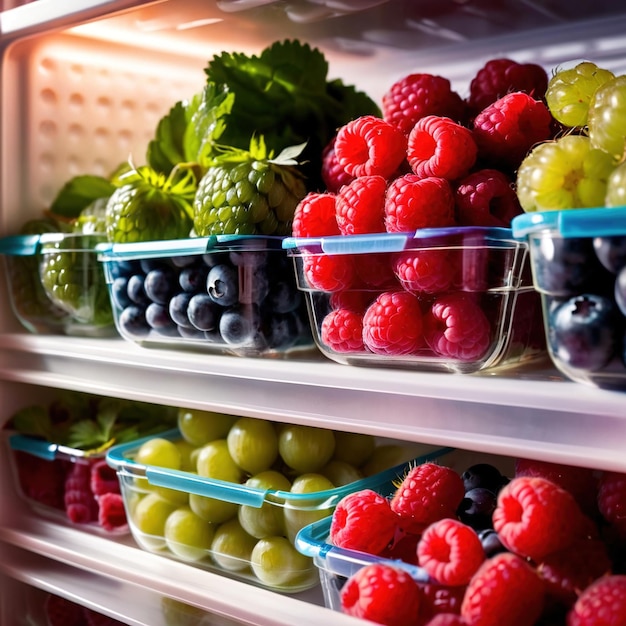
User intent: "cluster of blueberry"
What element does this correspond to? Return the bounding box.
[108,245,312,356]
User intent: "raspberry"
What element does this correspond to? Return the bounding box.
[419,584,465,625]
[330,489,398,554]
[302,254,355,292]
[492,476,586,562]
[597,471,626,538]
[353,253,397,290]
[340,563,421,626]
[515,458,599,519]
[90,459,120,496]
[292,192,339,237]
[417,519,485,586]
[472,92,554,171]
[44,593,85,626]
[321,308,365,353]
[454,168,523,227]
[336,175,387,235]
[362,290,424,356]
[392,249,457,294]
[407,116,477,181]
[567,575,626,626]
[334,115,408,179]
[467,58,549,116]
[64,462,98,524]
[424,615,467,626]
[329,290,372,313]
[321,137,355,193]
[381,529,421,565]
[423,293,491,362]
[384,174,456,232]
[97,492,128,532]
[15,452,65,510]
[382,73,467,134]
[461,552,545,626]
[390,462,465,534]
[537,537,612,610]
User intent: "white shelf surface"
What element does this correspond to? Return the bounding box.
[0,333,625,472]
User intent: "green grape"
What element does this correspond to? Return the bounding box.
[278,424,335,473]
[134,436,186,504]
[238,470,291,539]
[189,492,238,525]
[606,161,626,207]
[516,135,615,212]
[132,492,178,551]
[588,75,626,160]
[362,443,419,476]
[321,459,363,487]
[227,417,278,475]
[177,408,237,446]
[164,505,215,562]
[250,536,312,588]
[195,439,244,483]
[174,438,197,472]
[545,62,615,128]
[283,473,335,543]
[211,518,258,572]
[332,431,376,467]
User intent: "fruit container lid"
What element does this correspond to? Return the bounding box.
[0,232,106,256]
[282,226,520,256]
[106,428,454,510]
[511,206,626,240]
[8,432,105,461]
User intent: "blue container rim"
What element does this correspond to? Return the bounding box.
[0,232,106,256]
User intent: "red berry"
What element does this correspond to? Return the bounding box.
[64,462,98,524]
[340,563,421,626]
[383,73,467,134]
[334,115,408,179]
[329,290,372,313]
[321,308,365,353]
[15,452,65,510]
[407,116,477,181]
[321,137,355,193]
[330,489,398,554]
[424,615,467,626]
[90,459,120,496]
[392,249,457,294]
[567,575,626,626]
[385,174,456,232]
[419,584,466,625]
[302,254,355,292]
[353,253,397,290]
[97,492,128,532]
[390,462,465,534]
[380,528,421,565]
[597,471,626,538]
[467,58,548,115]
[492,476,586,562]
[83,608,127,626]
[472,92,553,170]
[461,552,545,626]
[418,519,485,586]
[44,594,85,626]
[423,293,491,362]
[362,290,424,356]
[336,174,387,235]
[292,192,340,237]
[454,168,523,227]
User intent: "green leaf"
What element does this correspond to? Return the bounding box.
[67,420,103,449]
[146,100,189,175]
[49,175,117,220]
[10,405,52,440]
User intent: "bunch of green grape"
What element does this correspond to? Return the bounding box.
[517,61,626,212]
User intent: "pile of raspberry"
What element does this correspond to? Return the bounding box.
[327,458,626,626]
[292,58,555,361]
[14,450,127,533]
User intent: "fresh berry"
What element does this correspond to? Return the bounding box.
[382,73,467,134]
[15,452,65,510]
[336,175,387,235]
[362,290,424,356]
[457,487,497,530]
[472,92,553,171]
[467,58,548,116]
[321,137,356,192]
[567,575,626,626]
[588,75,626,161]
[340,563,422,626]
[392,249,457,294]
[477,528,508,557]
[64,462,98,524]
[334,115,408,180]
[462,463,506,494]
[291,192,339,237]
[321,308,365,353]
[417,518,485,586]
[83,608,127,626]
[492,476,586,562]
[329,290,372,313]
[407,116,477,181]
[97,492,128,532]
[423,293,491,362]
[390,462,465,534]
[384,174,456,232]
[597,471,626,538]
[44,593,85,626]
[90,459,120,496]
[330,489,398,554]
[424,615,467,626]
[301,254,355,292]
[593,236,626,275]
[418,584,465,624]
[353,253,398,290]
[454,169,522,227]
[380,529,421,565]
[461,552,545,626]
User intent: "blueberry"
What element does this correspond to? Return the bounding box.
[615,266,626,316]
[127,274,150,306]
[179,264,209,293]
[145,302,178,336]
[111,276,132,310]
[177,325,207,340]
[549,294,620,371]
[187,293,220,332]
[118,305,149,337]
[457,487,496,530]
[267,280,302,314]
[266,311,302,350]
[461,463,505,493]
[594,236,626,274]
[171,254,199,269]
[140,259,165,273]
[202,252,222,269]
[109,259,138,279]
[144,266,177,304]
[207,264,239,307]
[168,292,195,329]
[230,249,268,269]
[477,529,507,557]
[239,266,270,305]
[219,304,265,348]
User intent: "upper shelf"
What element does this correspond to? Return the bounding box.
[0,333,625,473]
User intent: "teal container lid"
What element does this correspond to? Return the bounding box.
[0,234,43,256]
[512,206,626,240]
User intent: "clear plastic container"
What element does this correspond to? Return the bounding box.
[96,235,314,357]
[512,208,626,390]
[0,232,115,336]
[106,427,452,593]
[283,227,546,373]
